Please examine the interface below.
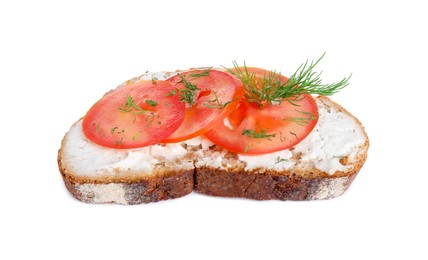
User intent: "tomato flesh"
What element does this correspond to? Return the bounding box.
[82,81,185,149]
[162,69,243,143]
[204,68,319,154]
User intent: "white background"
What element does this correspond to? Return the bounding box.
[1,0,427,259]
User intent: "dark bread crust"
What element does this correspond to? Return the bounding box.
[194,167,358,200]
[61,169,194,204]
[57,124,194,204]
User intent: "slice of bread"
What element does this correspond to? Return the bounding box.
[57,72,369,204]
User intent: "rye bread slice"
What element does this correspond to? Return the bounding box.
[57,69,368,204]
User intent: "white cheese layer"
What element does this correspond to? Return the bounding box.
[62,121,195,178]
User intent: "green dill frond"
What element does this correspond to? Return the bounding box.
[145,99,158,107]
[276,53,351,99]
[178,75,200,105]
[225,53,351,108]
[202,91,221,108]
[131,131,141,140]
[283,109,318,125]
[118,95,156,126]
[188,69,211,78]
[242,129,276,141]
[275,156,289,164]
[119,95,148,114]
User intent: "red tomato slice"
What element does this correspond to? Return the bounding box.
[204,67,319,154]
[82,80,185,149]
[162,69,243,143]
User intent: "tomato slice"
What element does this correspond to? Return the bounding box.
[162,69,243,143]
[82,80,185,149]
[204,67,319,154]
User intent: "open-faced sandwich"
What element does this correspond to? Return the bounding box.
[58,55,369,204]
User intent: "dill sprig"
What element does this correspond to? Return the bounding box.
[145,99,158,107]
[226,53,351,107]
[118,95,156,127]
[178,75,200,105]
[203,91,222,108]
[173,70,211,106]
[188,69,211,78]
[283,110,318,125]
[202,91,238,109]
[275,156,289,164]
[277,53,351,98]
[118,95,149,114]
[242,129,276,141]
